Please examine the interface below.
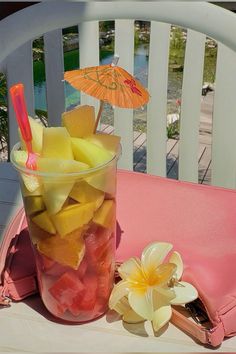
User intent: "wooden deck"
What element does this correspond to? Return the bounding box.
[100,123,211,185]
[99,91,214,185]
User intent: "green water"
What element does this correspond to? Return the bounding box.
[34,45,217,113]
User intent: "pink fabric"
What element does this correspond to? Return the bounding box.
[116,170,236,340]
[2,170,236,344]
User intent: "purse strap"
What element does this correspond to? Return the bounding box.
[171,308,225,347]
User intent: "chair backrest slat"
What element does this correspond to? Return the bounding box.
[6,41,34,151]
[44,29,65,126]
[146,21,170,176]
[211,43,236,189]
[114,19,134,170]
[79,21,99,114]
[178,30,206,182]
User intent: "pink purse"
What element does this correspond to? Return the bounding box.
[0,207,37,305]
[1,170,236,347]
[115,171,236,347]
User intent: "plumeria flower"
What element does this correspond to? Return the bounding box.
[109,242,198,331]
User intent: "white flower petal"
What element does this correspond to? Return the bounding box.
[152,305,172,332]
[170,281,198,305]
[113,297,130,315]
[109,281,129,309]
[123,308,145,324]
[155,286,176,302]
[169,251,183,280]
[141,242,173,274]
[128,289,154,320]
[154,263,177,287]
[118,257,142,280]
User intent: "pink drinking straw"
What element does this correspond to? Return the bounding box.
[10,83,37,170]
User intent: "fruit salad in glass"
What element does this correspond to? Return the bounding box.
[11,105,120,323]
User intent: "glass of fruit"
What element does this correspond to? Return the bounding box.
[10,105,121,323]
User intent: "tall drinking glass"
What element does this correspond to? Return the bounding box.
[11,143,119,323]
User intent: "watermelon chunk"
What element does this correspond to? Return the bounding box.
[97,274,112,301]
[49,271,85,311]
[70,274,98,315]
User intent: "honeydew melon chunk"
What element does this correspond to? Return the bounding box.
[62,105,95,138]
[24,196,45,216]
[19,116,43,153]
[71,137,113,167]
[12,150,40,192]
[32,210,56,234]
[37,233,85,269]
[51,202,96,237]
[37,157,89,173]
[22,184,42,197]
[69,180,104,210]
[42,127,73,160]
[42,179,76,215]
[86,133,120,154]
[93,200,115,229]
[85,165,116,196]
[38,158,90,215]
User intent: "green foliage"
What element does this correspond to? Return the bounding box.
[167,120,179,139]
[99,21,115,33]
[33,37,44,61]
[169,27,186,64]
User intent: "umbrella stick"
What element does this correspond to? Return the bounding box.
[94,100,104,133]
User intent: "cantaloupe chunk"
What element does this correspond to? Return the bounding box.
[42,127,73,160]
[86,133,120,154]
[62,105,95,138]
[71,137,113,167]
[69,181,104,210]
[93,200,115,229]
[32,210,56,234]
[24,196,45,216]
[12,150,41,192]
[19,116,43,153]
[51,202,96,237]
[37,233,85,269]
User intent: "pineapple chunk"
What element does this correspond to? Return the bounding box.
[42,127,73,160]
[62,105,95,138]
[37,233,85,269]
[32,210,56,234]
[70,180,104,210]
[71,137,113,167]
[93,200,115,229]
[51,202,96,237]
[19,116,43,153]
[24,196,45,216]
[86,133,120,154]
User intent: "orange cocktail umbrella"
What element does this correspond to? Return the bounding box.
[64,56,150,131]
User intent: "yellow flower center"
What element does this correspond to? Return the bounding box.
[128,263,177,294]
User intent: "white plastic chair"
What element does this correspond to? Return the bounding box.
[1,2,236,351]
[1,1,236,226]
